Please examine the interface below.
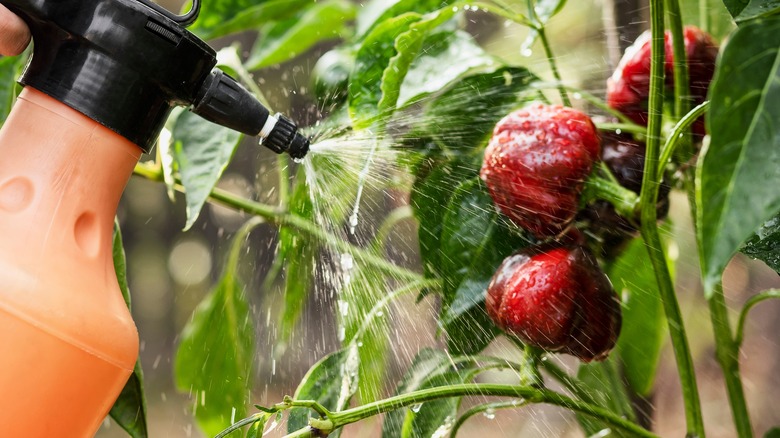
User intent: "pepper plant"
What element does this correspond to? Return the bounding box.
[2,0,780,437]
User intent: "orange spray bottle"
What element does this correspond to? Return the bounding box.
[0,0,309,435]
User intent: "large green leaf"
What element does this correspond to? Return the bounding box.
[398,29,498,107]
[439,178,528,354]
[609,237,667,396]
[348,13,422,128]
[410,155,479,281]
[174,220,259,436]
[696,16,780,295]
[278,171,316,342]
[172,111,242,230]
[247,0,356,70]
[422,67,538,153]
[287,344,360,435]
[186,0,307,40]
[741,211,780,273]
[732,0,780,22]
[0,53,26,126]
[109,222,148,438]
[381,349,477,437]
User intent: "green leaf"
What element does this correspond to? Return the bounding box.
[439,178,527,354]
[522,0,568,53]
[410,153,481,288]
[575,357,635,437]
[174,220,260,436]
[398,30,499,107]
[172,111,242,231]
[278,171,316,342]
[737,0,780,22]
[422,67,538,153]
[609,237,667,396]
[741,211,780,273]
[355,0,456,38]
[340,265,391,404]
[247,0,356,70]
[723,0,751,17]
[0,53,26,126]
[287,344,360,434]
[245,414,269,438]
[109,222,148,438]
[186,0,308,40]
[348,13,423,129]
[697,15,780,295]
[381,349,477,437]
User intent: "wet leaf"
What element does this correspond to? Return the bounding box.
[186,0,308,40]
[244,413,270,438]
[109,222,148,438]
[576,357,635,437]
[341,265,391,404]
[697,16,780,295]
[287,344,360,435]
[733,0,780,21]
[348,13,423,129]
[422,67,538,153]
[174,220,259,436]
[381,349,477,438]
[172,111,242,231]
[278,170,317,342]
[356,0,456,38]
[398,29,499,107]
[609,237,667,396]
[247,0,356,70]
[439,178,527,354]
[741,212,780,273]
[0,53,27,126]
[723,0,751,17]
[410,155,479,282]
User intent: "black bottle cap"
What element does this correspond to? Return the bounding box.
[4,0,216,152]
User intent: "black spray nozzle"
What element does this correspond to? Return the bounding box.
[192,70,309,159]
[0,0,309,159]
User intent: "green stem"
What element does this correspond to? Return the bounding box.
[371,205,414,253]
[537,27,571,106]
[640,1,705,436]
[583,174,640,219]
[699,0,709,32]
[277,154,290,208]
[665,0,693,162]
[317,384,657,438]
[657,101,709,181]
[708,283,753,438]
[133,163,423,282]
[471,2,533,26]
[735,289,780,347]
[538,360,596,406]
[596,122,648,136]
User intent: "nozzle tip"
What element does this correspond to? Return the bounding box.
[288,133,310,160]
[259,113,309,159]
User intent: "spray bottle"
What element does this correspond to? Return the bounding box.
[0,0,309,435]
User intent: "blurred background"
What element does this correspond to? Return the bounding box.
[96,0,780,437]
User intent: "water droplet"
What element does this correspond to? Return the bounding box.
[521,48,533,57]
[572,92,582,100]
[410,403,423,413]
[483,408,496,419]
[338,300,350,316]
[615,129,622,135]
[293,157,304,164]
[340,253,354,271]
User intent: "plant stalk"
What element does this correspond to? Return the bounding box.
[708,283,753,438]
[537,27,571,107]
[640,1,705,436]
[314,384,658,438]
